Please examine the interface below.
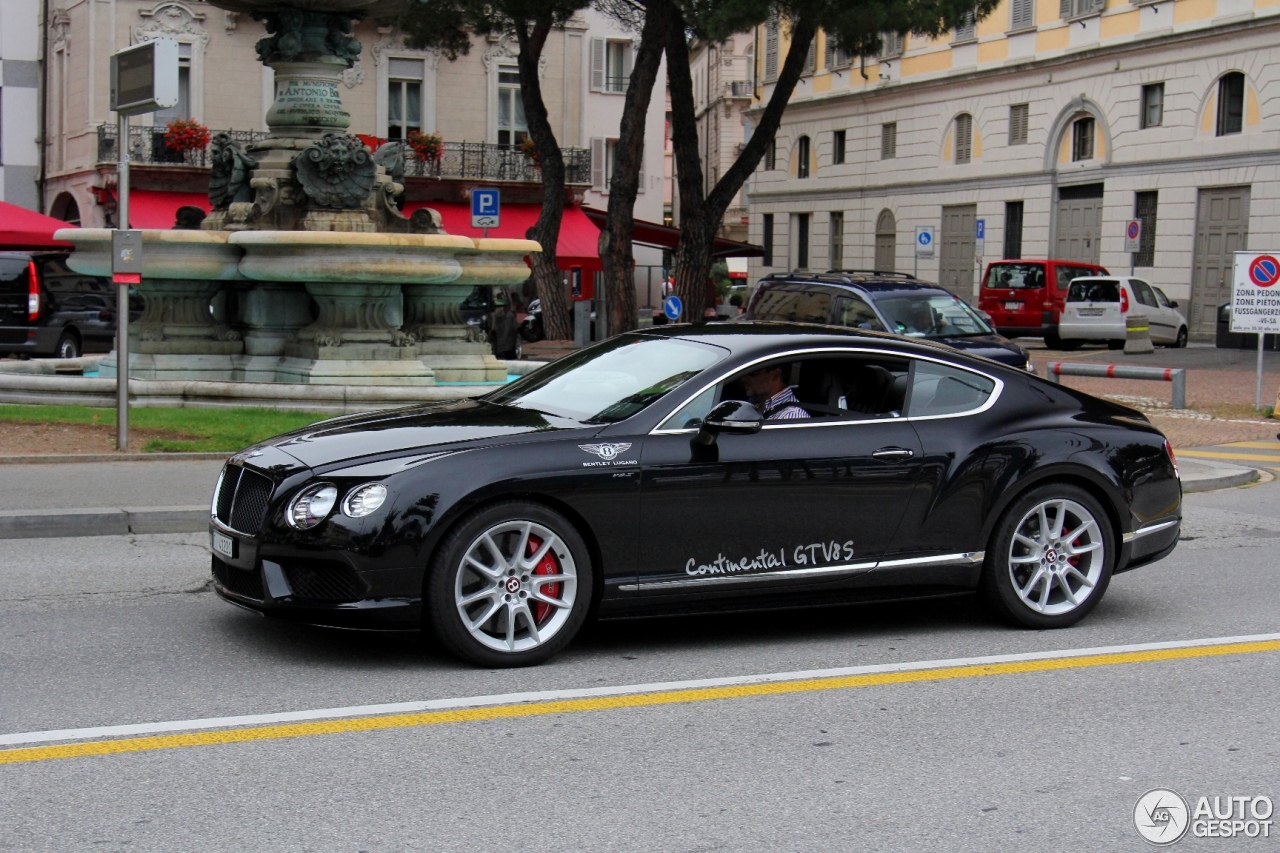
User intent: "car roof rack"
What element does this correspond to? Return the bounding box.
[825,269,918,280]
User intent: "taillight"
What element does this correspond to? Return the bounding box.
[1120,286,1129,314]
[1164,439,1179,479]
[27,261,40,322]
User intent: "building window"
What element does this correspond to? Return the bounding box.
[797,136,810,178]
[1216,72,1244,136]
[1009,103,1028,145]
[1010,0,1035,30]
[764,14,779,81]
[766,137,777,170]
[1004,201,1024,259]
[386,57,424,140]
[153,43,194,161]
[953,11,976,43]
[497,65,527,148]
[762,214,774,266]
[803,40,817,73]
[1071,116,1094,160]
[881,122,897,159]
[591,138,646,193]
[591,39,633,94]
[880,32,904,58]
[833,129,846,165]
[1134,191,1158,267]
[830,211,844,269]
[954,114,972,164]
[824,36,851,68]
[1060,0,1104,19]
[1140,83,1164,129]
[792,213,810,270]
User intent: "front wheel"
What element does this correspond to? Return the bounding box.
[426,502,593,667]
[980,484,1114,629]
[1107,339,1125,351]
[1175,326,1188,348]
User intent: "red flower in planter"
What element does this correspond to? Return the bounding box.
[406,130,443,162]
[163,118,212,153]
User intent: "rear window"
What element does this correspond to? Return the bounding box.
[1067,279,1120,303]
[749,286,834,324]
[0,258,32,287]
[983,263,1045,290]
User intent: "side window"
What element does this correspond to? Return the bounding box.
[907,362,996,418]
[834,296,885,331]
[665,386,717,430]
[748,286,834,323]
[1055,265,1076,291]
[792,356,910,419]
[1132,280,1159,308]
[1153,287,1171,309]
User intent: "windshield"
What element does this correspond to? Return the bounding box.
[875,293,994,338]
[983,263,1046,290]
[484,335,728,424]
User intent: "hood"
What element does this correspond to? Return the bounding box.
[252,399,594,469]
[933,333,1027,367]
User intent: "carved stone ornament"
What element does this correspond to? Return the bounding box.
[292,133,377,209]
[209,133,259,209]
[370,27,441,69]
[372,140,405,186]
[134,1,209,51]
[342,60,366,88]
[254,9,362,66]
[482,33,546,79]
[50,9,71,50]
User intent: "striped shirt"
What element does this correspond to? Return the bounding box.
[761,386,809,420]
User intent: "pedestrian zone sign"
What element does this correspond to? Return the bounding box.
[1231,251,1280,333]
[915,226,935,258]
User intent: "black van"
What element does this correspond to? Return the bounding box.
[0,251,131,359]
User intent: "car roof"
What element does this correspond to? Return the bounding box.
[757,272,956,299]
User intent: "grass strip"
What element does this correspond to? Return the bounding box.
[0,404,329,452]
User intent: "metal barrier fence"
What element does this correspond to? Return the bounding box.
[1046,361,1187,409]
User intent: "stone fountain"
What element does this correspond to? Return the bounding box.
[56,0,537,385]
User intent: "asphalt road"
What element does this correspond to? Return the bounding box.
[1,479,1278,851]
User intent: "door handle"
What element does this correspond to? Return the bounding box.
[873,447,915,461]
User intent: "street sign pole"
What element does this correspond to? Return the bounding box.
[116,111,130,452]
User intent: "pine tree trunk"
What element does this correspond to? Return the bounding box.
[599,1,671,336]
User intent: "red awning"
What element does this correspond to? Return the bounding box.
[0,201,75,250]
[581,207,764,258]
[125,190,211,229]
[402,202,602,271]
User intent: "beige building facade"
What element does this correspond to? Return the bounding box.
[748,0,1280,338]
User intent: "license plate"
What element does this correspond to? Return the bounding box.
[211,530,236,558]
[1004,301,1024,311]
[1078,308,1105,316]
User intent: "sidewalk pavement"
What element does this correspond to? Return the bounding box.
[0,450,1262,540]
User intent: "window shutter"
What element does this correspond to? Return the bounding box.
[954,11,976,41]
[1059,0,1072,17]
[1011,0,1034,29]
[590,39,605,92]
[881,123,897,159]
[591,137,606,190]
[623,43,633,80]
[1092,0,1105,11]
[765,17,779,80]
[637,145,646,193]
[824,35,835,69]
[1010,104,1028,144]
[956,115,972,163]
[805,40,816,72]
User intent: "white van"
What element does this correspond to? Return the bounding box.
[1058,276,1188,349]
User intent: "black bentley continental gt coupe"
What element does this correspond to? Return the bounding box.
[209,324,1182,666]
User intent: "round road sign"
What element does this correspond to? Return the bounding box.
[1126,221,1141,241]
[1247,254,1280,287]
[663,295,683,320]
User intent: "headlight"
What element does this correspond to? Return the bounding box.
[342,483,388,518]
[211,468,225,515]
[288,483,338,529]
[1025,357,1035,372]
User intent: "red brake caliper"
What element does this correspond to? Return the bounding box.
[525,535,562,624]
[1063,527,1080,570]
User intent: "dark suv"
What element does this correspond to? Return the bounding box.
[0,251,132,359]
[743,270,1032,370]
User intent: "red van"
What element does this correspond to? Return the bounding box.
[978,259,1109,346]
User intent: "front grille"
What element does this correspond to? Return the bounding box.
[212,555,264,601]
[215,464,274,534]
[282,560,363,603]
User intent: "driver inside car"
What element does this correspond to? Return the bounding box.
[739,363,810,420]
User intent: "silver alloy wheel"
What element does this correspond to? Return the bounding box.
[1007,498,1105,616]
[454,519,578,653]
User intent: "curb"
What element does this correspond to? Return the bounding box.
[0,506,208,539]
[1181,466,1261,494]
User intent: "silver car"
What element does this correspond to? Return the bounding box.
[1058,276,1189,349]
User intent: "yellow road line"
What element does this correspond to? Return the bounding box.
[3,639,1279,767]
[1177,450,1280,462]
[1221,441,1280,450]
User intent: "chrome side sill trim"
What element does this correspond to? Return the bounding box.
[1122,518,1180,544]
[619,552,982,592]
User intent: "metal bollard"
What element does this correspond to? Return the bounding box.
[1046,361,1187,409]
[1123,312,1154,354]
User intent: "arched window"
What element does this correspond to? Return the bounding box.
[875,209,896,272]
[797,136,811,178]
[49,193,81,226]
[1216,72,1244,136]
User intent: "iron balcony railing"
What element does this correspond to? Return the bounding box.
[729,80,754,97]
[97,125,591,184]
[403,142,591,184]
[96,124,266,168]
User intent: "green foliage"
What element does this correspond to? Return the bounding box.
[711,261,732,298]
[0,404,329,453]
[1264,405,1275,418]
[396,0,589,57]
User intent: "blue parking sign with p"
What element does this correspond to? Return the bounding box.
[471,188,500,228]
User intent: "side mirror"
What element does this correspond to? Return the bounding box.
[1169,300,1179,309]
[696,400,764,444]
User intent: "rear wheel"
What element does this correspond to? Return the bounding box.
[426,501,592,667]
[1044,331,1062,350]
[56,332,80,359]
[981,483,1114,629]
